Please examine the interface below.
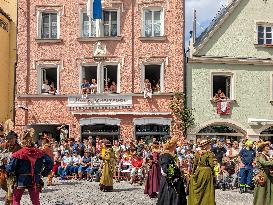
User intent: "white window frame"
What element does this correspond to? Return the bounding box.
[37,64,60,94]
[101,63,121,93]
[211,72,235,100]
[257,24,273,45]
[141,63,165,93]
[102,9,121,37]
[142,7,164,37]
[79,9,97,37]
[37,10,61,39]
[79,8,120,38]
[80,63,120,94]
[80,63,100,92]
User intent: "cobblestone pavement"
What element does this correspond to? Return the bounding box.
[0,179,253,205]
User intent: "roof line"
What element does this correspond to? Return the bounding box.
[0,7,12,21]
[193,0,242,54]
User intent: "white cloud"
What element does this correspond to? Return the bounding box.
[185,0,226,43]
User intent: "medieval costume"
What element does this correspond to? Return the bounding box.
[40,136,54,186]
[157,137,187,205]
[144,141,161,198]
[253,141,273,205]
[188,139,215,205]
[99,140,116,192]
[0,120,21,205]
[5,128,53,205]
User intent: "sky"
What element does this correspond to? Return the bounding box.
[185,0,227,45]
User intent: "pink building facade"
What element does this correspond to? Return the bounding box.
[15,0,184,143]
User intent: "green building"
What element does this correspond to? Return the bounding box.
[187,0,273,142]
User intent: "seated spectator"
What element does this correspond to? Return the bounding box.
[87,153,101,181]
[90,79,97,94]
[81,78,90,98]
[221,157,238,188]
[58,151,73,180]
[42,80,50,94]
[109,81,117,93]
[71,151,81,179]
[78,150,92,180]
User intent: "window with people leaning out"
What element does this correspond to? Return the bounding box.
[41,67,58,95]
[81,10,119,37]
[143,64,162,98]
[81,65,118,97]
[212,75,232,102]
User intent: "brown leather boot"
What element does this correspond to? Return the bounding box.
[47,172,53,186]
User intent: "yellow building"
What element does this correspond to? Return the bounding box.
[0,0,17,126]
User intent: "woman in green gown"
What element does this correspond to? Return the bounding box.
[188,139,215,205]
[253,141,273,205]
[99,140,116,192]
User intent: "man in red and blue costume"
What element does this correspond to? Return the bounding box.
[5,129,53,205]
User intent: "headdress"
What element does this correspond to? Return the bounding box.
[20,128,35,147]
[163,136,178,150]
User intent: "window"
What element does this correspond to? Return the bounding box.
[39,67,59,94]
[0,19,8,32]
[40,13,58,39]
[257,25,273,45]
[81,13,96,37]
[142,64,164,93]
[81,10,119,37]
[135,124,170,143]
[103,10,118,37]
[212,74,233,100]
[142,8,163,37]
[81,64,120,94]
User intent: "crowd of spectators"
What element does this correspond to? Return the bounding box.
[30,133,273,193]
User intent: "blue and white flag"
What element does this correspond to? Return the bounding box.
[87,0,102,20]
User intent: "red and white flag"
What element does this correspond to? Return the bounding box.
[217,101,231,115]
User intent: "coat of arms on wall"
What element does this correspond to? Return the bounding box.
[93,41,106,57]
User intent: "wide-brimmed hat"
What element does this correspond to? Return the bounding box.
[199,139,211,148]
[257,141,270,150]
[6,131,18,140]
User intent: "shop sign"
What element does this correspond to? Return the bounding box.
[67,95,132,109]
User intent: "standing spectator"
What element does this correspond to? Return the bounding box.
[212,139,227,164]
[6,129,53,205]
[238,139,256,193]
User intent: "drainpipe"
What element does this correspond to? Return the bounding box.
[131,0,135,93]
